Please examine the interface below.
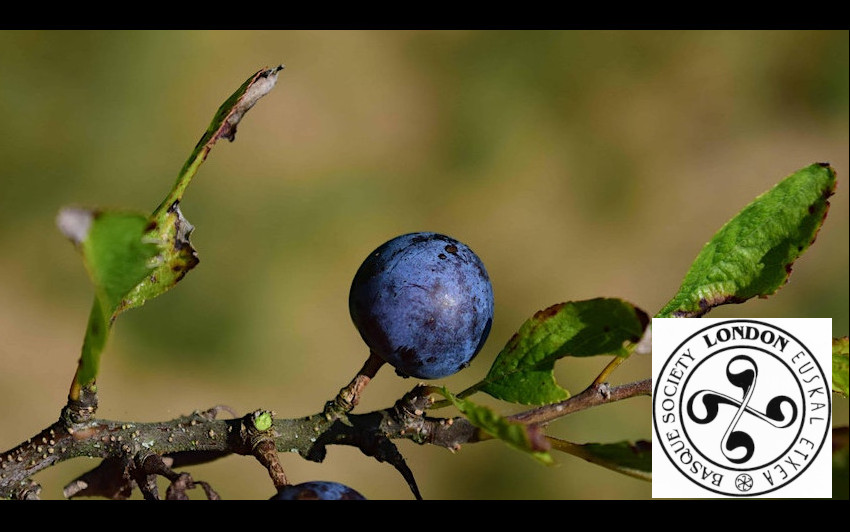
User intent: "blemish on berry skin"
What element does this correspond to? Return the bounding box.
[398,347,418,363]
[438,253,447,260]
[444,244,458,254]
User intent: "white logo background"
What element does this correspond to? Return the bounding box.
[652,318,832,498]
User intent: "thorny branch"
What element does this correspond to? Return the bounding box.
[0,378,651,500]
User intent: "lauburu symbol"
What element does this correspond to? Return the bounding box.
[686,354,798,464]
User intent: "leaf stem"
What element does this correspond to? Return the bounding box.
[592,355,627,386]
[591,324,652,386]
[509,379,652,426]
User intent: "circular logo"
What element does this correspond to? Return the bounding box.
[653,320,830,496]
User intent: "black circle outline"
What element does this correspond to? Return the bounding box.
[653,319,831,497]
[735,474,754,492]
[679,345,804,471]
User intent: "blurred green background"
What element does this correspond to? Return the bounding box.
[0,30,847,500]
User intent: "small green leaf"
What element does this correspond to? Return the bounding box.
[478,298,649,405]
[833,337,849,397]
[657,163,836,318]
[442,389,553,465]
[252,411,274,432]
[834,427,849,500]
[548,438,651,482]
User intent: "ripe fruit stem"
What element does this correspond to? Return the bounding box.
[331,351,386,414]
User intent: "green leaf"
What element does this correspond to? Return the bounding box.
[657,163,837,318]
[834,427,849,500]
[477,298,649,405]
[548,438,651,482]
[60,66,284,394]
[442,389,554,465]
[58,209,160,387]
[122,203,199,313]
[833,337,849,397]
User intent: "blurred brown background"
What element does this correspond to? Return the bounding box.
[0,30,847,500]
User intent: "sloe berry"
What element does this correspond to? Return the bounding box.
[349,232,494,379]
[270,481,366,500]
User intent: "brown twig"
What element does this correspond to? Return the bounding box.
[509,379,652,426]
[1,378,652,499]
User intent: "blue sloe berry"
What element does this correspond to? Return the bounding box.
[349,232,494,379]
[270,481,366,500]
